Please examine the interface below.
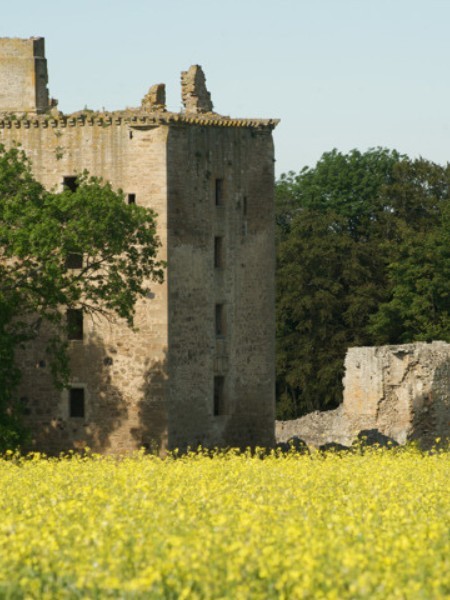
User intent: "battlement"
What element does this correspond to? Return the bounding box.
[0,37,50,114]
[0,111,278,131]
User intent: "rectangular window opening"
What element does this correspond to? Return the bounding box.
[215,303,225,337]
[67,309,83,340]
[215,178,223,206]
[127,193,136,205]
[214,376,225,416]
[214,236,224,269]
[69,388,85,418]
[65,252,83,269]
[63,176,78,193]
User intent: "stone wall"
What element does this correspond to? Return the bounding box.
[1,118,170,454]
[0,37,49,114]
[181,65,213,114]
[166,125,276,449]
[343,342,450,447]
[276,342,450,449]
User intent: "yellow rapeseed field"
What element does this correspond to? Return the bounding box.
[0,447,449,599]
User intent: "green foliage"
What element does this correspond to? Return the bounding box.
[0,144,164,450]
[370,199,450,343]
[276,149,450,419]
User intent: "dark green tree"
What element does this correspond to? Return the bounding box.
[369,179,450,343]
[276,149,450,419]
[0,144,164,449]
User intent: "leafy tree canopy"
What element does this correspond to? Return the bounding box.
[0,144,164,449]
[276,148,450,420]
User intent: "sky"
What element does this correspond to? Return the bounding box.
[2,0,450,176]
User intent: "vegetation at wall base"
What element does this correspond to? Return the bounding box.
[276,148,450,419]
[0,447,448,599]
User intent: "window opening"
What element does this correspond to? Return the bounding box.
[215,303,225,337]
[63,176,78,193]
[214,376,225,416]
[69,388,85,418]
[67,309,83,340]
[215,178,224,206]
[66,252,83,269]
[243,196,247,216]
[127,193,136,205]
[20,396,31,416]
[214,236,223,268]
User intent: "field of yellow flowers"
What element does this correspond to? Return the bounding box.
[0,447,449,599]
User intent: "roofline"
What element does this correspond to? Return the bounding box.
[0,110,279,131]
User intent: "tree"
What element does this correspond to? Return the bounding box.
[369,179,450,343]
[275,148,403,241]
[0,144,164,449]
[276,149,450,419]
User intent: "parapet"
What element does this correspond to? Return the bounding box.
[0,37,50,114]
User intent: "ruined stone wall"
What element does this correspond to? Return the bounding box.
[0,117,170,453]
[276,342,450,449]
[342,342,450,447]
[166,125,276,449]
[0,37,49,114]
[181,66,213,114]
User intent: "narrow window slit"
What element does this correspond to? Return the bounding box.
[69,388,85,418]
[215,303,225,337]
[67,309,83,340]
[215,178,223,206]
[214,376,225,416]
[214,236,223,268]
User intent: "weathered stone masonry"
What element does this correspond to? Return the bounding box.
[277,342,450,449]
[0,37,279,453]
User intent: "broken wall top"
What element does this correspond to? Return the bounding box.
[343,341,450,446]
[0,37,50,114]
[0,36,278,131]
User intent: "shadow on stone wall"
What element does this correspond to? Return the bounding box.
[130,352,168,454]
[409,358,450,450]
[27,334,129,454]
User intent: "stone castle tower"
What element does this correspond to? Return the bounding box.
[0,37,278,454]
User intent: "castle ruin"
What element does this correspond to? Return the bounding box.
[277,342,450,449]
[0,37,279,454]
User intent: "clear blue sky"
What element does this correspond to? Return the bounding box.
[2,0,450,176]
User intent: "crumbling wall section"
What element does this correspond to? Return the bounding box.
[181,65,213,114]
[276,406,352,448]
[0,37,49,114]
[343,342,450,446]
[276,342,450,448]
